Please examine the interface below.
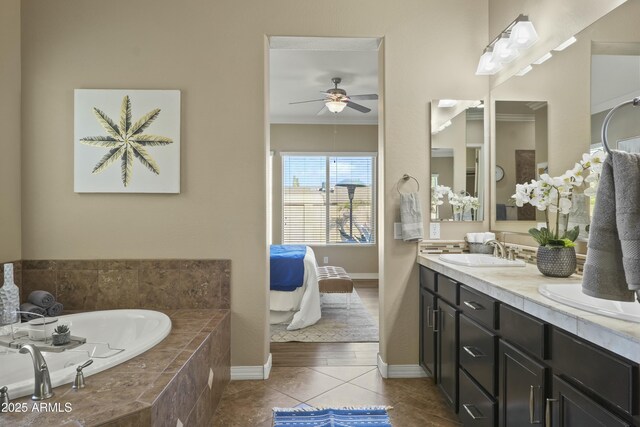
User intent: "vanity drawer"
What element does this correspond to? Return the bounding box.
[499,305,547,360]
[551,328,636,415]
[420,266,436,292]
[459,368,496,427]
[460,285,499,330]
[460,314,497,395]
[437,275,459,306]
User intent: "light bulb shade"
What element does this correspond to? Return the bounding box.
[509,20,538,49]
[326,100,347,113]
[492,35,519,63]
[475,51,503,75]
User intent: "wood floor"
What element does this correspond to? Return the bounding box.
[271,281,380,367]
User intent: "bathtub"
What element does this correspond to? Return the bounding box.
[0,309,171,399]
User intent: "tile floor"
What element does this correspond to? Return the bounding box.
[212,366,461,426]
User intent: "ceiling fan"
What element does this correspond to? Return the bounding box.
[289,77,378,114]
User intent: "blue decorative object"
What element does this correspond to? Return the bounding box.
[273,406,392,427]
[270,245,307,292]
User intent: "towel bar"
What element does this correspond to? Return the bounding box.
[601,96,640,155]
[398,173,420,194]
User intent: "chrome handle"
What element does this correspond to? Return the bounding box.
[463,301,484,311]
[462,346,486,358]
[529,385,542,424]
[77,359,93,372]
[545,398,557,427]
[426,306,432,328]
[462,403,486,420]
[433,309,440,332]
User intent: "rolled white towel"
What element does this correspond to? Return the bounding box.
[483,232,496,243]
[466,233,480,243]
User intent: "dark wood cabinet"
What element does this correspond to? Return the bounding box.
[549,376,631,427]
[437,299,459,411]
[498,340,547,427]
[419,287,436,376]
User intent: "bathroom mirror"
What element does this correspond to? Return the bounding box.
[430,99,485,221]
[494,100,547,221]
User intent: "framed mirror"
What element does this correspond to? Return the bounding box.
[430,99,485,221]
[494,100,547,222]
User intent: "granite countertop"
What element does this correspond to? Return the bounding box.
[0,308,230,426]
[418,254,640,363]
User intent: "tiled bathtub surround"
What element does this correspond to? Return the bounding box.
[419,240,586,275]
[1,309,231,426]
[20,259,230,311]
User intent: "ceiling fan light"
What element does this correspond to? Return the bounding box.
[476,51,503,75]
[509,19,538,49]
[326,101,347,113]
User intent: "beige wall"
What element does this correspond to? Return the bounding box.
[0,0,21,263]
[495,120,535,211]
[20,0,490,368]
[270,124,378,274]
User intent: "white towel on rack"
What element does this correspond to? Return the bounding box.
[400,192,423,242]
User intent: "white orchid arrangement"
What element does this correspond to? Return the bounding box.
[448,190,480,216]
[512,150,606,247]
[431,184,451,210]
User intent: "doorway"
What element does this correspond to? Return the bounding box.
[267,36,382,367]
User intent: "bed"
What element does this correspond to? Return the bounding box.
[269,245,321,330]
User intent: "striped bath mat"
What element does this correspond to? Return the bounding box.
[273,406,392,426]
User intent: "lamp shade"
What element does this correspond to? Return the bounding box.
[326,100,347,113]
[509,19,538,49]
[475,51,503,75]
[493,34,519,63]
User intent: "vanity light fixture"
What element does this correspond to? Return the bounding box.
[532,52,552,65]
[475,14,538,76]
[553,36,577,51]
[438,99,458,108]
[515,65,533,76]
[326,100,347,113]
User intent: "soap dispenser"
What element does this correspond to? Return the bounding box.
[0,263,20,326]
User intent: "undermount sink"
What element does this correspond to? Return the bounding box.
[539,284,640,323]
[438,253,526,267]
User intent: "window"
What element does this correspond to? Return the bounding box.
[282,153,376,245]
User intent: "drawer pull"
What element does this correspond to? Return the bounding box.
[432,309,440,332]
[464,301,485,311]
[545,398,557,427]
[529,385,541,424]
[462,403,486,420]
[426,306,432,328]
[462,346,486,358]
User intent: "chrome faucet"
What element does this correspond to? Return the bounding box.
[485,239,506,259]
[19,344,54,400]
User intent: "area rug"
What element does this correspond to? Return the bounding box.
[270,290,379,342]
[273,406,391,427]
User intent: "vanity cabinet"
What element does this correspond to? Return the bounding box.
[418,265,640,427]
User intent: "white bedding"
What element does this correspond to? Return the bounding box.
[269,246,321,330]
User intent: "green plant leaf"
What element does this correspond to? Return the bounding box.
[130,143,160,174]
[121,145,134,186]
[92,145,126,174]
[563,225,580,242]
[79,136,121,148]
[93,107,122,139]
[119,95,132,136]
[128,108,161,136]
[130,134,173,146]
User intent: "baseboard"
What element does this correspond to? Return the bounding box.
[231,353,273,380]
[350,273,378,280]
[377,353,429,379]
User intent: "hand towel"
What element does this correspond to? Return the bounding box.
[46,302,63,317]
[582,152,640,301]
[19,302,47,321]
[400,192,423,242]
[27,290,55,308]
[483,232,496,243]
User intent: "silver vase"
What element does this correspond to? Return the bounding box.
[536,246,576,278]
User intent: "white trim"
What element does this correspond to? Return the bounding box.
[495,113,535,122]
[280,151,378,157]
[264,353,273,379]
[377,354,429,379]
[349,273,378,280]
[231,354,273,380]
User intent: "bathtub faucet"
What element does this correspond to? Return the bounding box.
[19,344,54,400]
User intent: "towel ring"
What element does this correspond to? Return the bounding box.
[601,96,640,155]
[397,174,420,194]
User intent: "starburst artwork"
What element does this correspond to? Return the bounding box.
[74,90,180,193]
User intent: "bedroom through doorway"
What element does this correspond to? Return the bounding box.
[267,36,382,367]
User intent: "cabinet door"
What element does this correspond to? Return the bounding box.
[548,376,630,427]
[437,299,459,411]
[419,288,437,376]
[499,340,547,427]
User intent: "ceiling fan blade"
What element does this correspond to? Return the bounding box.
[317,105,329,115]
[346,101,371,113]
[289,99,326,105]
[348,94,378,101]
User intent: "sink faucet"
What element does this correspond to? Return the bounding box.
[19,344,54,400]
[485,239,506,259]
